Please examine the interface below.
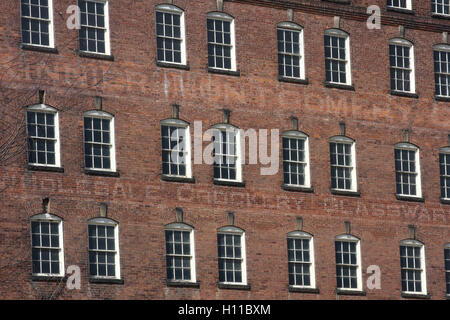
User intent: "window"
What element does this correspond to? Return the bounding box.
[434,45,450,98]
[26,104,60,167]
[217,226,246,285]
[445,244,450,296]
[432,0,450,15]
[387,0,412,10]
[165,223,196,282]
[79,0,110,55]
[389,38,415,93]
[324,29,351,85]
[282,131,311,188]
[277,22,305,80]
[212,124,242,182]
[161,119,192,178]
[395,143,422,198]
[88,218,120,279]
[207,12,236,71]
[330,136,357,192]
[21,0,54,47]
[287,231,316,288]
[400,239,427,295]
[155,4,186,65]
[440,147,450,200]
[31,214,64,276]
[335,234,362,291]
[83,111,116,171]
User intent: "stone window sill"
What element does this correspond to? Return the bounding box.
[401,292,430,299]
[390,90,419,99]
[396,195,425,203]
[162,175,195,183]
[218,283,251,291]
[166,281,200,288]
[431,13,450,20]
[21,44,58,54]
[208,67,240,77]
[278,76,309,85]
[387,7,415,15]
[31,275,66,282]
[288,286,320,294]
[84,169,120,177]
[282,184,314,193]
[331,189,361,197]
[89,278,124,284]
[156,61,190,70]
[324,81,355,91]
[441,198,450,205]
[435,96,450,102]
[336,288,366,296]
[213,179,245,187]
[78,50,114,61]
[28,165,64,173]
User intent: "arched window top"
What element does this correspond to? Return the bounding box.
[400,239,424,246]
[160,118,189,127]
[83,110,114,119]
[445,243,450,249]
[440,146,450,153]
[335,234,359,242]
[287,230,313,238]
[395,142,419,150]
[212,123,239,131]
[218,225,244,234]
[155,3,184,14]
[165,222,194,231]
[27,104,58,113]
[88,217,118,226]
[283,130,309,139]
[330,135,354,143]
[277,21,303,31]
[325,28,349,38]
[390,37,413,47]
[207,11,234,21]
[31,213,62,221]
[434,43,450,52]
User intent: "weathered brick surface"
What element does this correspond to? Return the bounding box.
[0,0,449,299]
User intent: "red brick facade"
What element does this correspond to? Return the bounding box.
[0,0,449,299]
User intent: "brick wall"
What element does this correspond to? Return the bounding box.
[0,0,449,299]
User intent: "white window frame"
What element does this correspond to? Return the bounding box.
[394,142,422,198]
[329,136,357,192]
[155,4,187,66]
[439,147,450,200]
[287,231,316,289]
[165,222,196,283]
[212,123,242,183]
[160,119,192,179]
[83,110,116,172]
[445,243,450,297]
[433,44,450,98]
[88,217,121,280]
[324,29,352,86]
[20,0,55,48]
[400,239,427,295]
[277,22,306,80]
[432,0,450,16]
[79,0,111,55]
[335,234,363,292]
[30,213,64,277]
[389,38,416,94]
[26,104,61,168]
[217,226,247,285]
[206,11,237,71]
[387,0,412,10]
[282,130,311,188]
